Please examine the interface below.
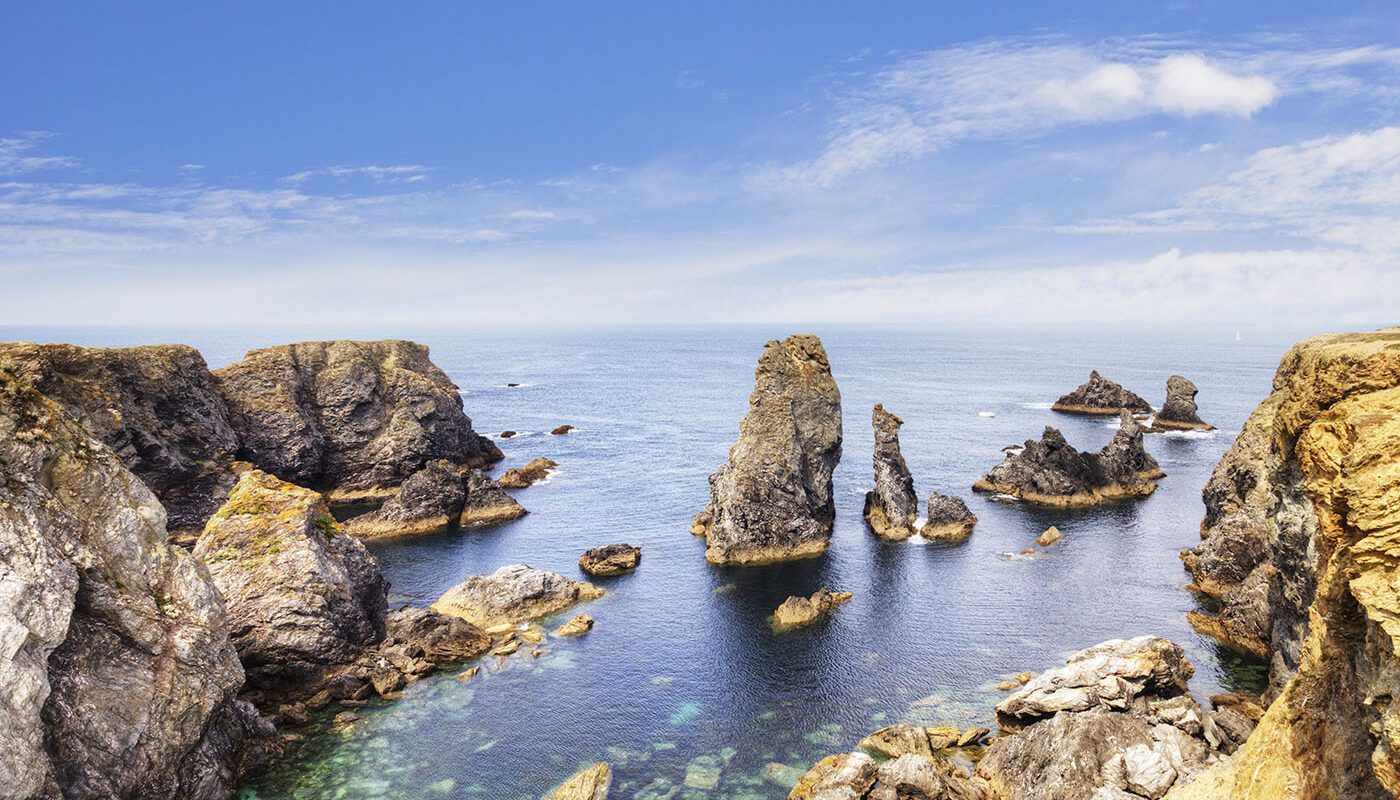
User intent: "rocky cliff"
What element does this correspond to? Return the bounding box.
[863,404,919,541]
[691,334,843,564]
[973,411,1163,506]
[1173,327,1400,800]
[0,364,273,799]
[213,340,501,503]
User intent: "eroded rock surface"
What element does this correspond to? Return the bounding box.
[692,334,843,564]
[1152,376,1213,431]
[863,404,919,541]
[1053,370,1153,415]
[431,564,604,628]
[344,459,466,538]
[773,588,852,629]
[459,468,528,525]
[499,457,559,489]
[579,544,641,576]
[921,492,978,541]
[544,762,612,800]
[973,413,1163,506]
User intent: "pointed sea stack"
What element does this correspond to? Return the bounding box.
[973,411,1162,506]
[1052,370,1152,415]
[691,334,843,564]
[863,404,918,541]
[1152,375,1214,430]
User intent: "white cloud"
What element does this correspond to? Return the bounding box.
[1153,54,1278,116]
[0,133,79,174]
[283,164,434,184]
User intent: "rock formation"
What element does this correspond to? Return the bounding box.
[578,544,642,576]
[0,364,274,799]
[1174,327,1400,798]
[551,425,575,435]
[193,470,388,701]
[0,342,243,533]
[691,334,843,564]
[431,564,604,628]
[863,404,919,541]
[921,492,978,541]
[344,459,466,538]
[459,468,528,525]
[773,588,852,629]
[213,340,501,503]
[498,456,559,488]
[973,412,1163,506]
[1035,526,1062,546]
[1152,375,1213,431]
[382,607,492,665]
[545,762,612,800]
[555,614,595,637]
[1052,370,1153,415]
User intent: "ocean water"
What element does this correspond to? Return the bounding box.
[0,324,1326,799]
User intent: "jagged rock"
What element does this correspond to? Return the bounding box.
[213,340,501,503]
[920,492,978,541]
[544,762,611,800]
[555,614,595,637]
[0,342,243,533]
[1036,526,1062,546]
[1052,370,1153,415]
[773,588,852,629]
[863,404,918,541]
[858,723,933,759]
[869,754,984,800]
[383,607,491,664]
[958,727,992,747]
[0,364,274,799]
[431,564,604,628]
[459,468,528,525]
[499,457,559,488]
[788,752,878,800]
[579,544,642,576]
[692,334,843,564]
[1152,376,1213,431]
[344,459,466,538]
[193,469,388,701]
[973,413,1163,506]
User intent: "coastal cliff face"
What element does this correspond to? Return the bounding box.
[0,365,272,799]
[214,340,502,503]
[1176,327,1400,800]
[691,334,843,564]
[863,404,919,541]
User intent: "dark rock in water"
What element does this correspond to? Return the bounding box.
[579,543,642,576]
[500,430,517,438]
[459,468,528,525]
[498,456,559,488]
[507,382,521,387]
[1052,370,1153,415]
[551,424,575,435]
[692,334,843,564]
[1152,375,1214,430]
[213,340,501,504]
[431,564,604,628]
[0,365,274,799]
[921,492,978,541]
[0,341,244,534]
[383,607,491,665]
[193,469,388,703]
[345,459,467,538]
[973,412,1163,506]
[863,404,919,541]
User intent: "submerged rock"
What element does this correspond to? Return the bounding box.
[544,762,611,800]
[1052,370,1153,415]
[863,404,919,541]
[344,459,466,538]
[579,544,642,576]
[692,334,843,564]
[431,564,604,628]
[973,413,1163,506]
[921,492,978,541]
[1152,375,1213,431]
[499,457,559,488]
[459,468,528,525]
[773,588,852,629]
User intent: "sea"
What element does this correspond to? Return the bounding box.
[0,323,1346,799]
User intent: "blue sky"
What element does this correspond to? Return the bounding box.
[3,1,1399,325]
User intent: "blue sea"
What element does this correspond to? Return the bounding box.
[0,324,1337,799]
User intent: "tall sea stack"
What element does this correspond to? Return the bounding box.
[691,334,843,564]
[863,403,919,541]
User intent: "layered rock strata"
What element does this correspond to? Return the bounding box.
[863,404,919,541]
[1052,370,1153,415]
[1152,375,1213,431]
[973,412,1163,506]
[921,492,978,541]
[431,564,604,628]
[691,334,843,564]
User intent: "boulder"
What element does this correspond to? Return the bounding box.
[500,430,517,438]
[693,334,843,564]
[344,459,466,538]
[869,754,983,800]
[773,588,852,629]
[193,470,388,700]
[1035,526,1062,546]
[459,468,528,525]
[920,492,978,541]
[431,564,604,628]
[551,425,575,435]
[579,544,642,576]
[1052,370,1153,415]
[0,364,274,799]
[555,614,595,637]
[973,414,1162,507]
[1151,376,1213,431]
[383,607,491,664]
[788,752,878,800]
[499,457,559,488]
[213,339,500,503]
[858,723,933,759]
[863,404,919,541]
[544,762,611,800]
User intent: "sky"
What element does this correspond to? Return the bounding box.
[3,1,1399,326]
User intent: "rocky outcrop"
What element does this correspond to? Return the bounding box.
[973,412,1163,506]
[459,468,527,525]
[0,364,273,799]
[773,588,852,629]
[344,459,466,538]
[1052,370,1153,415]
[1035,526,1062,546]
[431,564,604,628]
[578,544,641,576]
[691,334,843,564]
[213,340,501,503]
[921,492,978,541]
[382,607,491,665]
[545,763,611,800]
[499,457,559,489]
[1172,327,1400,799]
[0,342,243,533]
[863,404,919,541]
[1152,375,1213,431]
[193,470,388,702]
[789,752,878,799]
[554,614,595,637]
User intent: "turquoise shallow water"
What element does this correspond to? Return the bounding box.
[0,324,1321,799]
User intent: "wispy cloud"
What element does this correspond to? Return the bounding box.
[0,133,80,174]
[283,164,435,185]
